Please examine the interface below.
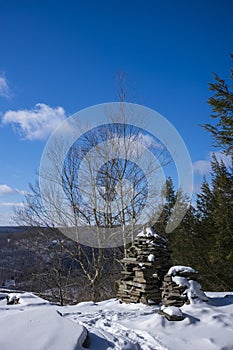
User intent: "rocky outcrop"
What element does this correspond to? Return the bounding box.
[158,305,185,321]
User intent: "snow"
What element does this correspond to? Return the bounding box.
[6,293,21,304]
[1,291,233,349]
[137,227,167,248]
[168,265,197,276]
[137,227,161,238]
[160,305,183,317]
[145,227,158,237]
[184,280,209,303]
[147,254,155,262]
[59,293,233,350]
[0,292,86,350]
[172,275,190,288]
[139,263,145,268]
[170,267,208,304]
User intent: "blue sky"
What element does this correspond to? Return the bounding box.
[0,0,232,225]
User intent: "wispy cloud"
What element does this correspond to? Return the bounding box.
[193,151,232,176]
[0,74,10,98]
[0,184,15,196]
[0,202,26,207]
[0,184,29,196]
[138,132,161,149]
[1,103,66,140]
[193,159,211,176]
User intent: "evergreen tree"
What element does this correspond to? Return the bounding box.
[195,155,233,290]
[152,177,197,266]
[196,56,233,289]
[170,204,197,267]
[153,177,176,237]
[202,54,233,156]
[152,159,233,291]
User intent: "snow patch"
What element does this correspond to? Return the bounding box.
[137,227,161,238]
[1,292,233,349]
[161,305,183,317]
[147,254,155,262]
[171,274,208,304]
[0,293,86,350]
[172,276,190,288]
[184,280,209,303]
[168,265,197,276]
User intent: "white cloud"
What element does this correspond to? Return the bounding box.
[193,160,211,176]
[0,202,25,207]
[214,152,232,167]
[0,184,29,196]
[0,74,10,98]
[0,184,16,196]
[1,103,66,140]
[193,151,232,176]
[138,132,161,149]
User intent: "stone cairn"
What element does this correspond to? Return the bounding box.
[117,227,171,305]
[161,265,208,307]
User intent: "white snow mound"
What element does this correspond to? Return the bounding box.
[0,292,86,350]
[1,291,233,350]
[168,265,197,276]
[137,227,165,240]
[161,305,183,317]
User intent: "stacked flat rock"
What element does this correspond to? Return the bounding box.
[117,227,171,305]
[161,265,207,307]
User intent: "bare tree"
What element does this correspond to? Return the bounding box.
[15,101,171,302]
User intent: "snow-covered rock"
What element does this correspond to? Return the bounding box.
[168,265,197,276]
[7,293,20,305]
[171,269,208,304]
[162,265,208,308]
[137,226,165,240]
[184,279,209,303]
[160,305,184,321]
[172,275,190,288]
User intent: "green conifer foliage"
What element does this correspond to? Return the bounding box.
[195,155,233,290]
[203,54,233,156]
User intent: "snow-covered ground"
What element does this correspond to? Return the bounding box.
[0,291,233,350]
[0,292,86,350]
